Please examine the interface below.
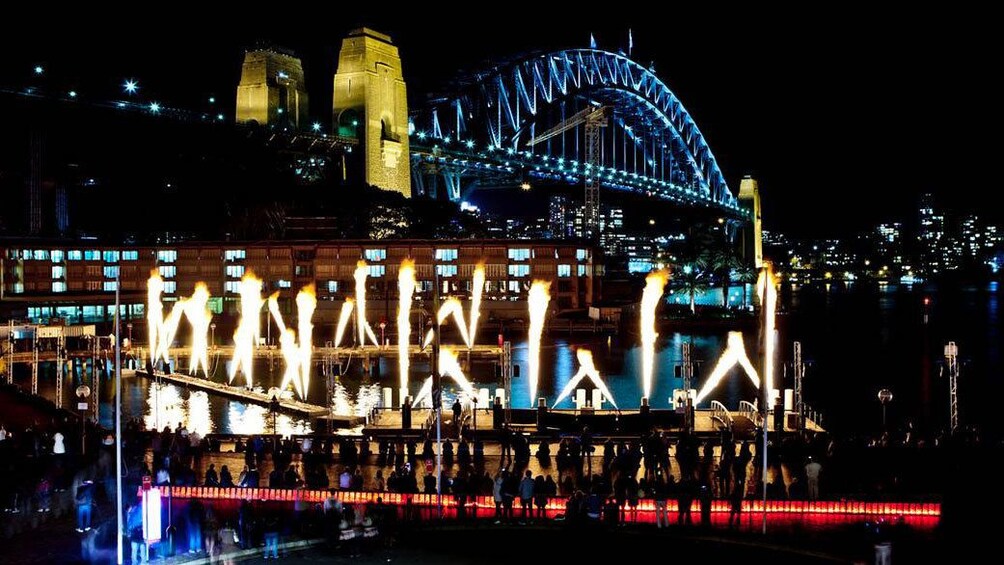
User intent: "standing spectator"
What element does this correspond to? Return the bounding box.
[423,472,437,494]
[452,399,463,434]
[519,470,534,523]
[204,464,219,487]
[75,479,94,531]
[728,480,744,529]
[805,456,822,501]
[52,430,66,457]
[220,465,234,487]
[652,475,668,529]
[493,472,505,524]
[533,475,548,519]
[339,468,352,490]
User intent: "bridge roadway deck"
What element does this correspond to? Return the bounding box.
[132,369,330,418]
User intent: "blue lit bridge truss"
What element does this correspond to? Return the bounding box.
[410,49,740,214]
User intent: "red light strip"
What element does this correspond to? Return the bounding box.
[148,487,940,517]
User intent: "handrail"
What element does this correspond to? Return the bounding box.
[710,400,733,428]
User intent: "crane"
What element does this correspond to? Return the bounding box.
[526,105,610,238]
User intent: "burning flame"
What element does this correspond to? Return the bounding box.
[296,285,316,397]
[146,271,164,366]
[412,346,477,408]
[527,280,551,405]
[334,299,355,348]
[694,331,760,404]
[185,283,212,377]
[266,286,316,400]
[552,348,617,409]
[397,260,417,401]
[640,270,668,400]
[353,261,380,346]
[229,272,264,388]
[157,299,187,364]
[757,264,778,402]
[468,262,485,349]
[439,346,477,398]
[424,297,471,348]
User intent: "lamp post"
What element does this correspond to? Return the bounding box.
[210,323,217,350]
[75,385,91,455]
[877,388,893,431]
[127,323,133,346]
[379,320,387,348]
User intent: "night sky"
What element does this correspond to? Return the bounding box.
[1,6,996,237]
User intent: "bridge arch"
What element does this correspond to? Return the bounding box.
[411,49,737,209]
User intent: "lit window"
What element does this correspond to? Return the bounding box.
[327,281,339,293]
[557,264,572,278]
[419,280,434,292]
[122,250,139,261]
[364,249,387,262]
[576,248,588,261]
[225,281,241,294]
[436,265,458,277]
[157,250,177,263]
[277,279,292,289]
[51,250,64,263]
[159,266,177,278]
[435,248,458,261]
[52,282,67,293]
[368,265,386,278]
[86,281,101,291]
[163,281,177,294]
[225,249,246,261]
[67,250,82,261]
[578,265,588,277]
[84,250,101,261]
[103,250,120,263]
[104,266,120,279]
[33,250,49,261]
[226,265,245,279]
[13,283,24,294]
[103,281,118,292]
[52,266,65,279]
[508,265,530,277]
[508,248,531,261]
[507,280,521,293]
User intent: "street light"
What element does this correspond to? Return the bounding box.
[76,385,91,455]
[210,323,217,350]
[127,323,133,346]
[877,388,893,430]
[123,79,138,94]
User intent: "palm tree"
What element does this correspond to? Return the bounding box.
[709,245,740,308]
[734,263,757,309]
[675,261,709,315]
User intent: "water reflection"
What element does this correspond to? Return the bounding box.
[226,402,312,436]
[143,384,213,436]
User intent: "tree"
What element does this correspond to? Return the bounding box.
[734,263,757,309]
[709,244,741,308]
[675,261,709,315]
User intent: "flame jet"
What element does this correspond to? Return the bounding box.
[757,265,778,402]
[296,285,316,396]
[185,283,212,377]
[694,332,761,404]
[229,273,264,388]
[640,270,668,400]
[397,260,417,403]
[423,298,471,348]
[353,261,380,346]
[266,286,316,400]
[413,346,476,407]
[146,272,164,366]
[552,349,618,409]
[157,299,187,364]
[333,299,355,348]
[527,281,551,405]
[467,263,485,349]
